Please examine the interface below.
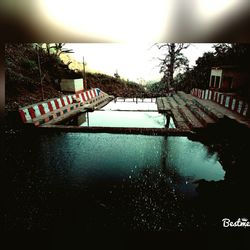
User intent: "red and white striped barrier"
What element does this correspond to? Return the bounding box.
[19,88,106,126]
[191,88,249,117]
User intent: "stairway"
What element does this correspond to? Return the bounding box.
[156,91,223,131]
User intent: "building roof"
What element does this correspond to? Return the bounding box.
[211,65,240,70]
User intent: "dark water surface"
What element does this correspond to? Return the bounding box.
[3,130,228,231]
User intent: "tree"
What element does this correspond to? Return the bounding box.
[45,43,51,55]
[213,43,231,57]
[114,70,120,79]
[155,43,189,92]
[172,43,250,97]
[50,43,74,56]
[42,43,74,56]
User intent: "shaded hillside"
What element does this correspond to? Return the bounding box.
[85,72,146,98]
[5,43,147,112]
[5,43,82,111]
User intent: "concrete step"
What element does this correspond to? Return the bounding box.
[192,98,224,121]
[176,91,188,101]
[178,91,224,121]
[173,93,186,106]
[42,108,85,126]
[161,97,171,111]
[157,97,171,112]
[187,103,216,127]
[177,91,193,102]
[33,102,83,126]
[167,96,178,108]
[178,106,204,130]
[39,96,112,126]
[156,97,164,112]
[171,108,190,130]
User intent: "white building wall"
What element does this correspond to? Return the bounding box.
[60,78,84,93]
[210,69,223,88]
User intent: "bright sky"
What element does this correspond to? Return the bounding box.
[66,43,216,83]
[2,1,249,42]
[36,0,248,42]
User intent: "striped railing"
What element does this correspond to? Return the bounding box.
[19,88,107,126]
[190,88,249,117]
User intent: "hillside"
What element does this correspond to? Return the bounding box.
[5,43,147,112]
[84,72,146,98]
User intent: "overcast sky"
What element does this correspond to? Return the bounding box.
[66,43,215,83]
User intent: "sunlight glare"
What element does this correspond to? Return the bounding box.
[199,0,239,19]
[40,0,169,42]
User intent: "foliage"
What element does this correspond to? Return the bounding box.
[5,43,149,110]
[5,43,81,89]
[114,70,120,79]
[174,43,250,100]
[49,43,74,56]
[155,43,189,91]
[146,81,169,97]
[85,72,146,98]
[20,58,38,72]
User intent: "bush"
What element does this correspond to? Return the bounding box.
[21,58,38,70]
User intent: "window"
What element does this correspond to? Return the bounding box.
[215,76,220,88]
[223,76,233,90]
[229,78,233,89]
[211,75,215,87]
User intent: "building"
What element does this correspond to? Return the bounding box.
[60,78,85,94]
[209,66,249,93]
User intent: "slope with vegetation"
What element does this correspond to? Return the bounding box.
[85,72,146,98]
[5,43,146,112]
[5,43,81,111]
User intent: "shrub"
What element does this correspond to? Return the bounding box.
[21,58,38,70]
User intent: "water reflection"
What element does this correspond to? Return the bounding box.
[60,97,176,128]
[62,112,87,126]
[3,130,227,231]
[165,137,224,181]
[80,111,171,128]
[186,125,250,229]
[38,133,224,191]
[102,98,157,111]
[51,133,224,230]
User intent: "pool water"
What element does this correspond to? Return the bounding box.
[4,131,225,230]
[79,111,175,128]
[63,98,175,128]
[39,133,224,188]
[101,98,157,111]
[4,97,229,231]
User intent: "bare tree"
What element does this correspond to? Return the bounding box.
[155,43,189,92]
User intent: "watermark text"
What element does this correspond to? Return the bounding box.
[222,218,250,228]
